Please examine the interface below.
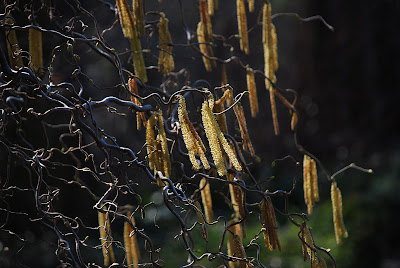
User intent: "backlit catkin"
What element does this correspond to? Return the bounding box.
[5,18,23,69]
[200,178,213,223]
[158,110,171,177]
[124,215,140,267]
[227,221,242,268]
[29,28,43,73]
[246,67,258,118]
[303,155,319,214]
[233,103,255,157]
[247,0,254,12]
[202,95,242,176]
[158,13,174,74]
[98,210,116,266]
[228,174,246,238]
[130,32,148,83]
[197,22,212,72]
[262,3,279,136]
[178,96,210,170]
[116,0,135,39]
[300,222,316,263]
[128,77,146,130]
[237,0,249,54]
[260,196,281,251]
[213,88,232,134]
[133,0,145,37]
[291,111,298,131]
[331,182,348,244]
[146,112,158,171]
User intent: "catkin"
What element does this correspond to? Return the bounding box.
[199,0,213,42]
[5,18,23,69]
[246,67,258,118]
[124,215,140,267]
[213,88,232,134]
[300,222,316,263]
[133,0,145,36]
[130,32,148,83]
[178,96,210,170]
[158,13,174,74]
[158,110,171,178]
[237,0,249,54]
[331,182,348,244]
[128,77,146,130]
[233,103,255,157]
[247,0,254,12]
[291,111,298,131]
[228,175,246,238]
[221,64,228,86]
[202,95,242,176]
[146,112,158,170]
[200,178,213,223]
[197,22,212,72]
[303,155,319,214]
[116,0,135,39]
[262,3,279,135]
[207,0,215,16]
[98,210,115,266]
[260,196,281,251]
[29,28,43,74]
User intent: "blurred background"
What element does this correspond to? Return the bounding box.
[1,0,399,267]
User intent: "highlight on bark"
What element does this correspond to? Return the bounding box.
[246,67,258,118]
[158,13,174,74]
[98,210,116,266]
[133,0,145,37]
[199,178,213,223]
[5,17,23,69]
[116,0,135,39]
[237,0,249,54]
[124,214,140,267]
[303,155,319,214]
[177,96,210,170]
[28,27,43,74]
[331,181,348,244]
[262,2,280,135]
[260,196,281,251]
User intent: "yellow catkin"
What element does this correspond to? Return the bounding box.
[228,175,246,238]
[331,182,348,244]
[199,0,213,42]
[237,0,249,54]
[158,13,174,74]
[233,103,255,157]
[5,18,23,69]
[221,64,228,86]
[310,159,319,202]
[260,196,281,251]
[158,110,171,177]
[232,234,247,268]
[227,221,243,268]
[197,22,212,72]
[303,155,313,214]
[291,111,298,131]
[178,96,210,170]
[214,88,232,134]
[207,0,214,16]
[128,77,145,130]
[124,215,140,267]
[202,95,242,176]
[133,0,145,36]
[130,32,148,83]
[301,223,316,263]
[146,112,158,171]
[98,210,116,266]
[200,178,213,223]
[29,28,43,74]
[246,67,258,118]
[247,0,254,12]
[116,0,135,39]
[263,3,279,136]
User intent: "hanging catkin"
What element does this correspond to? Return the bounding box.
[260,196,281,251]
[197,22,212,72]
[124,214,140,267]
[303,155,319,215]
[178,96,210,170]
[228,174,246,238]
[133,0,145,36]
[116,0,135,39]
[237,0,249,54]
[247,0,254,12]
[262,3,279,135]
[213,88,232,134]
[246,67,258,118]
[300,222,316,263]
[128,77,146,130]
[29,28,43,74]
[5,18,23,69]
[331,182,348,244]
[98,210,116,266]
[199,178,213,223]
[233,102,255,157]
[158,110,171,177]
[146,112,158,171]
[158,13,174,74]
